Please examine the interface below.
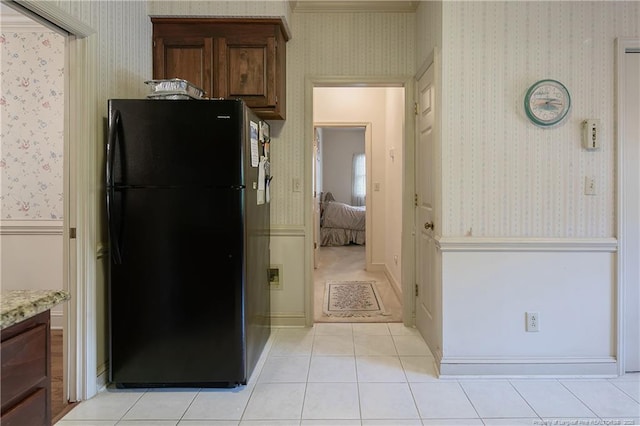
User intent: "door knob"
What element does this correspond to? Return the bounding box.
[424,221,434,230]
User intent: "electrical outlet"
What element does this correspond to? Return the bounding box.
[269,265,282,290]
[526,312,540,332]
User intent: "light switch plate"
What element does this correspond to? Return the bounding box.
[585,176,596,195]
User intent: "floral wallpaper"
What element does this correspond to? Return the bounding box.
[0,30,65,220]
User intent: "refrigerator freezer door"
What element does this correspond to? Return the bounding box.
[108,99,246,187]
[109,187,246,386]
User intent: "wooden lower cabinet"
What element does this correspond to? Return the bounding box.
[1,311,51,426]
[152,18,290,120]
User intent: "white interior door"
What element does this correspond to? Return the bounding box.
[622,46,640,372]
[415,64,437,349]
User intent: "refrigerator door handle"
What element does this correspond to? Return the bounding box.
[106,109,120,188]
[106,109,123,264]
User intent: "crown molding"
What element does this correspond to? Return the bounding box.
[1,16,52,31]
[0,1,48,30]
[2,0,94,37]
[290,1,419,13]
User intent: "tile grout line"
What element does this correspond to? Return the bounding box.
[507,379,544,421]
[557,379,601,420]
[298,328,317,423]
[238,328,279,423]
[608,380,640,404]
[456,380,485,422]
[176,389,199,424]
[117,388,149,424]
[353,325,364,424]
[389,322,423,421]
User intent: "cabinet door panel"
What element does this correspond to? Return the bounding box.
[1,388,47,426]
[153,37,213,96]
[229,47,265,96]
[219,37,276,108]
[1,324,47,406]
[151,18,288,119]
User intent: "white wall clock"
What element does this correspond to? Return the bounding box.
[524,79,571,127]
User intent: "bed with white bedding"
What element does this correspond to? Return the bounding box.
[320,196,365,246]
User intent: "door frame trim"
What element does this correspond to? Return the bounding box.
[304,75,416,327]
[615,37,640,375]
[5,0,99,401]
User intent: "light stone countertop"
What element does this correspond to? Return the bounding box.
[0,289,71,330]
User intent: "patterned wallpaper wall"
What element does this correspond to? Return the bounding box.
[54,1,152,102]
[14,1,634,238]
[48,1,416,228]
[51,0,152,243]
[280,11,416,225]
[0,29,65,220]
[415,0,441,68]
[439,1,639,238]
[146,2,416,226]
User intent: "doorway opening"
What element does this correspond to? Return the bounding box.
[1,0,99,405]
[310,85,407,324]
[0,3,72,420]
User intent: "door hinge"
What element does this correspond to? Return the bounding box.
[314,242,317,249]
[414,102,419,115]
[414,193,418,206]
[415,284,419,297]
[153,40,156,48]
[69,227,76,239]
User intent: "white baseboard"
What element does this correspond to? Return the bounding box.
[438,356,619,378]
[270,312,307,327]
[96,362,109,392]
[367,262,385,272]
[384,265,403,304]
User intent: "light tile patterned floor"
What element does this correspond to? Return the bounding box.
[57,323,640,426]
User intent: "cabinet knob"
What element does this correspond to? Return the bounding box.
[424,221,434,230]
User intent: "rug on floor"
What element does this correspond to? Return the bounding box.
[323,280,389,318]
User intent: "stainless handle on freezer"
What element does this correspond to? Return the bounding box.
[106,109,123,264]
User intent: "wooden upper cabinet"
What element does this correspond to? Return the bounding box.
[152,18,290,120]
[153,36,213,96]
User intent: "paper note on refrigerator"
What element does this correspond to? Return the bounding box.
[257,156,266,205]
[250,121,259,167]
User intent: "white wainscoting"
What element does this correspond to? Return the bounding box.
[0,220,65,328]
[269,226,307,327]
[436,237,618,377]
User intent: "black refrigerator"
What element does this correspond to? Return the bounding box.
[106,99,271,388]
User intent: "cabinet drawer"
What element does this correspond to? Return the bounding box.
[1,323,48,405]
[1,387,47,426]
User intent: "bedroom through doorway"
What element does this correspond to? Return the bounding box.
[312,87,404,323]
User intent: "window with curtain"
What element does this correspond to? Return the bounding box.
[351,153,366,206]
